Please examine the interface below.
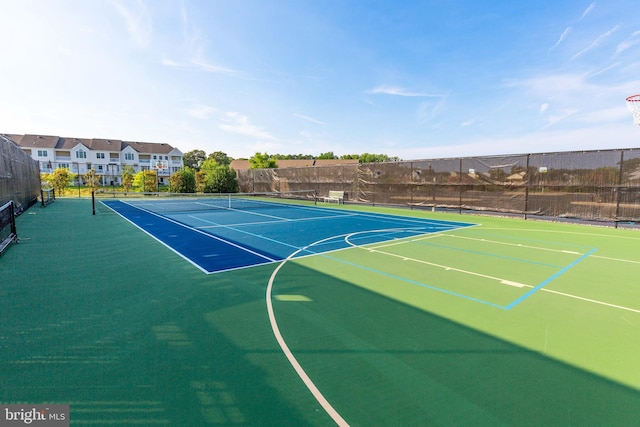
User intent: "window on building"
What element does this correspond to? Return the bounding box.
[75,150,87,159]
[125,153,135,161]
[59,163,69,169]
[96,153,105,159]
[37,150,48,157]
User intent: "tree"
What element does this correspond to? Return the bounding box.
[133,170,157,192]
[208,151,231,166]
[317,152,338,159]
[210,166,238,193]
[200,158,219,172]
[122,165,135,193]
[182,149,206,170]
[249,152,277,169]
[169,167,196,193]
[199,158,238,192]
[84,168,100,192]
[358,153,393,163]
[195,171,207,193]
[271,154,314,160]
[44,168,75,196]
[144,170,157,192]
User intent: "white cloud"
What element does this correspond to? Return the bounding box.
[417,98,446,122]
[590,62,620,77]
[393,124,638,161]
[542,109,578,128]
[191,58,241,76]
[293,113,326,125]
[505,73,589,96]
[615,30,640,56]
[110,0,152,48]
[161,55,240,76]
[161,57,183,67]
[571,25,620,60]
[219,112,276,140]
[188,104,218,119]
[166,2,243,77]
[540,103,549,113]
[579,3,596,21]
[249,140,283,154]
[550,27,571,50]
[366,85,442,97]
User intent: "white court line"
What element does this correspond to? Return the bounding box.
[345,230,528,288]
[479,226,640,241]
[367,232,444,250]
[110,200,277,264]
[193,213,360,229]
[591,254,640,265]
[539,288,640,314]
[211,206,289,221]
[442,234,586,255]
[359,231,640,314]
[266,235,350,427]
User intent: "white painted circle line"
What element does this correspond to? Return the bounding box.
[266,235,350,427]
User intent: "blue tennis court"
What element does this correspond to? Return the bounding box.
[101,197,475,273]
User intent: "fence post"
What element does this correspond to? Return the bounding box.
[458,158,463,214]
[524,154,530,220]
[614,150,624,228]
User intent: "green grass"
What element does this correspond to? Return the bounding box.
[2,198,639,425]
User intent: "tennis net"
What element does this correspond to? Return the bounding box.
[98,189,318,214]
[0,201,17,255]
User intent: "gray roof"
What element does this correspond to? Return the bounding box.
[123,140,175,154]
[58,137,93,149]
[2,133,177,154]
[13,134,60,148]
[92,139,125,151]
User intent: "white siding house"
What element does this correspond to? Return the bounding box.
[2,134,184,186]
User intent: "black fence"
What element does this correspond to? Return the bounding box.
[0,136,41,212]
[237,148,640,225]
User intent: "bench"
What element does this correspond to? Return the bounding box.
[324,190,345,204]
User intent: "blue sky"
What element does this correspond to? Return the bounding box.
[1,0,639,160]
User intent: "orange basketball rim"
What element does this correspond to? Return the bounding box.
[626,94,640,125]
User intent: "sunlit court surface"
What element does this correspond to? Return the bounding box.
[2,197,640,425]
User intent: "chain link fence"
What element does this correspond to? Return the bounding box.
[238,148,640,225]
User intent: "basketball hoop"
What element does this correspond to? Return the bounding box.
[626,94,640,126]
[155,160,168,170]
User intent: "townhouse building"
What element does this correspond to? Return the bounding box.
[2,133,184,186]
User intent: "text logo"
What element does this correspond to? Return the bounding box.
[0,405,69,427]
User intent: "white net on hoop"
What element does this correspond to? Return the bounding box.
[626,94,640,126]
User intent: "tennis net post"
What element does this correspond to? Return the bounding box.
[40,188,56,207]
